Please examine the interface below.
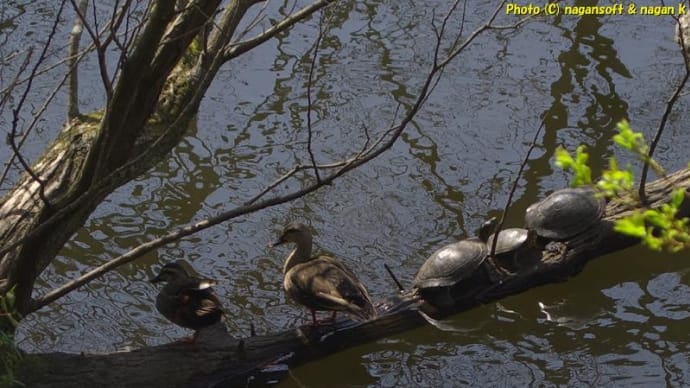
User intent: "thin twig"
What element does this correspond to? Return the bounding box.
[383,263,404,291]
[0,2,138,97]
[231,0,270,44]
[67,0,89,119]
[489,120,545,257]
[0,53,76,190]
[223,0,336,61]
[638,12,690,203]
[244,165,302,206]
[7,0,68,209]
[0,0,243,257]
[30,0,522,312]
[1,2,137,189]
[305,11,326,183]
[69,0,113,98]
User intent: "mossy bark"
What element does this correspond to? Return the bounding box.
[0,0,239,316]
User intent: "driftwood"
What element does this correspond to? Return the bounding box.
[16,168,690,387]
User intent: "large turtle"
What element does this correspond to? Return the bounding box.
[413,220,495,306]
[525,186,605,241]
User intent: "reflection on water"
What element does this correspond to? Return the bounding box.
[6,0,690,386]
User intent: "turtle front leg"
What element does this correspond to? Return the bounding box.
[483,256,515,284]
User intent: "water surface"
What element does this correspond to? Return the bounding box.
[2,1,690,386]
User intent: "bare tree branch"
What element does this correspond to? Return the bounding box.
[305,11,327,183]
[6,0,69,209]
[68,0,113,99]
[30,0,515,313]
[489,120,545,257]
[6,50,44,199]
[232,0,271,45]
[0,55,75,191]
[223,0,336,61]
[67,0,89,119]
[639,11,690,203]
[1,3,139,191]
[0,2,138,98]
[0,0,257,259]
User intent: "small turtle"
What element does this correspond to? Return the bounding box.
[485,217,531,272]
[413,221,495,306]
[486,222,530,256]
[525,186,605,241]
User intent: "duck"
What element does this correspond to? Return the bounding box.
[150,260,224,342]
[270,222,377,325]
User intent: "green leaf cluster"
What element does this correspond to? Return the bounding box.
[554,120,689,253]
[613,120,665,176]
[614,189,690,251]
[555,145,592,187]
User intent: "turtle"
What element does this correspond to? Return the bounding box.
[486,222,530,256]
[413,220,495,306]
[484,217,532,270]
[524,186,605,241]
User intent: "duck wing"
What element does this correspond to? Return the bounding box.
[157,276,223,329]
[287,256,376,321]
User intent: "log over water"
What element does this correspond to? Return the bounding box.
[16,168,690,387]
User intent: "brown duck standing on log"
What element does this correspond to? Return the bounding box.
[270,223,377,325]
[150,260,224,343]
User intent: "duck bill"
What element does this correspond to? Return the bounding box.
[267,237,286,248]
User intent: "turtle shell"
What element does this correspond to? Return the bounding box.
[525,187,605,240]
[486,228,529,255]
[414,238,488,289]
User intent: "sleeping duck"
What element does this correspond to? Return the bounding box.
[150,260,223,342]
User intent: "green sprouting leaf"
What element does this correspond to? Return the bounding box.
[598,157,634,197]
[645,233,663,250]
[671,188,686,209]
[614,217,646,238]
[613,120,665,177]
[573,145,592,185]
[613,120,643,151]
[644,209,671,229]
[557,120,688,254]
[614,120,648,159]
[555,146,575,169]
[555,145,591,187]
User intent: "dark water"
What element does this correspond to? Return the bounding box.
[3,0,690,386]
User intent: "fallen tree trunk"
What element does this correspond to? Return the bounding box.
[16,168,690,387]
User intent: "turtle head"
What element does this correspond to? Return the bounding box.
[478,217,499,242]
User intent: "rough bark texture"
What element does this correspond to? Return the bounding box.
[0,0,252,314]
[15,168,690,388]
